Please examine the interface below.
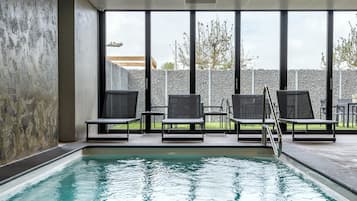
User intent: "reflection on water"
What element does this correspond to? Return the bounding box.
[6,155,335,201]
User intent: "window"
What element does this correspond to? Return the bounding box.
[333,12,357,130]
[151,12,190,129]
[195,12,235,130]
[288,12,327,129]
[238,12,280,130]
[105,12,146,129]
[241,12,280,95]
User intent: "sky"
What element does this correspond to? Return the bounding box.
[106,11,357,70]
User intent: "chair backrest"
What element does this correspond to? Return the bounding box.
[232,94,269,119]
[168,95,201,119]
[277,90,314,119]
[102,90,138,118]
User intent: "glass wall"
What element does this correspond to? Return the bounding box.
[195,12,235,130]
[102,10,357,133]
[240,12,280,130]
[241,12,280,95]
[287,12,327,130]
[151,12,190,129]
[105,12,145,129]
[333,12,357,130]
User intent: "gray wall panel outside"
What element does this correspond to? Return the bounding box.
[106,61,128,90]
[110,66,357,120]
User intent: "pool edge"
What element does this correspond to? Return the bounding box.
[0,145,356,201]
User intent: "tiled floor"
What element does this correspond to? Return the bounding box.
[283,135,357,171]
[282,135,357,194]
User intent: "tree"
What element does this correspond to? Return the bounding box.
[336,21,357,68]
[161,62,175,70]
[321,16,357,69]
[176,18,256,70]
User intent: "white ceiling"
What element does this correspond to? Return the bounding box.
[88,0,357,11]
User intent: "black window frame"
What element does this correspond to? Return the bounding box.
[98,9,357,134]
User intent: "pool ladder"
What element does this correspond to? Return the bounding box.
[262,86,283,157]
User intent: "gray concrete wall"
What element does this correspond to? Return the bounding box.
[59,0,99,141]
[74,0,99,140]
[0,0,58,164]
[112,67,357,119]
[106,61,128,90]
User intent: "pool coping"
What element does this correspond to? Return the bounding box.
[0,143,356,198]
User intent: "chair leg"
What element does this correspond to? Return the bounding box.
[292,123,295,141]
[228,119,231,131]
[201,123,204,141]
[140,114,143,134]
[203,121,206,134]
[332,124,336,142]
[153,116,155,128]
[161,123,164,142]
[86,123,89,141]
[237,123,240,141]
[224,115,227,135]
[126,123,129,141]
[203,115,206,131]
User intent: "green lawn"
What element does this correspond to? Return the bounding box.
[111,122,357,130]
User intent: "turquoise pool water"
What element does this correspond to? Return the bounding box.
[4,155,336,201]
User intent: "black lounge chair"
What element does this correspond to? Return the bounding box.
[85,90,140,141]
[277,90,337,142]
[230,94,275,141]
[162,95,205,141]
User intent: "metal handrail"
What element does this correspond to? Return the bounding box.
[262,85,283,157]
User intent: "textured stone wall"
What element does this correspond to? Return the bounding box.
[0,0,58,164]
[128,70,145,115]
[151,70,165,107]
[114,68,357,119]
[74,0,98,140]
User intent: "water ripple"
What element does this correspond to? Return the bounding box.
[5,156,336,201]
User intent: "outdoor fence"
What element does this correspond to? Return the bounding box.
[106,61,357,120]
